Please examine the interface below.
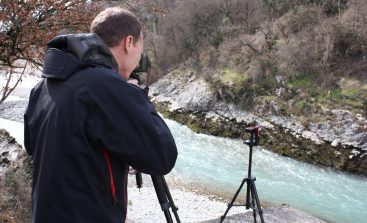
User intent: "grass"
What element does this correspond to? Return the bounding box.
[219,68,248,91]
[320,87,367,112]
[286,73,316,89]
[284,74,366,115]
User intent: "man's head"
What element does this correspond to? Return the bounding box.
[91,7,143,79]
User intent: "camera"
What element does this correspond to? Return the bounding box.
[130,53,151,85]
[244,126,261,146]
[133,53,150,73]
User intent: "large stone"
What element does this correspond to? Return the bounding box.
[0,128,32,223]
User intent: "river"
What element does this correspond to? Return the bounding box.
[166,119,367,223]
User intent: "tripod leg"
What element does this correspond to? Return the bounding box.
[245,178,251,210]
[151,175,174,223]
[161,176,181,223]
[245,178,258,223]
[220,179,247,223]
[250,183,258,223]
[250,180,265,223]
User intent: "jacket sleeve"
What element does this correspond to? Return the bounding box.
[83,72,178,175]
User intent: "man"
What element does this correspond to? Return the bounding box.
[24,7,177,223]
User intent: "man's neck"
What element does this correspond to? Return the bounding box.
[109,47,129,80]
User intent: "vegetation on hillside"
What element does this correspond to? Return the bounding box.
[135,0,367,118]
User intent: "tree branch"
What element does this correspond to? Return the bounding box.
[0,63,26,104]
[240,40,260,54]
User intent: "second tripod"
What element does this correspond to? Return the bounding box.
[220,126,265,223]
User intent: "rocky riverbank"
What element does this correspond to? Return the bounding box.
[149,68,367,176]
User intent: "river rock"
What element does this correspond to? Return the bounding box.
[0,128,32,222]
[0,129,24,176]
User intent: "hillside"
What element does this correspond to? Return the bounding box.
[134,0,367,120]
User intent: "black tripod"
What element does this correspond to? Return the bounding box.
[135,173,181,223]
[220,126,265,223]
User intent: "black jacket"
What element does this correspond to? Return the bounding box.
[24,34,177,223]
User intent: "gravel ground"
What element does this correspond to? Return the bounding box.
[125,175,327,223]
[0,87,31,123]
[201,205,327,223]
[125,173,245,223]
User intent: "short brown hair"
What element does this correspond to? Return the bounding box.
[90,7,142,47]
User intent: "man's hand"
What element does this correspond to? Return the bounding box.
[128,166,138,175]
[127,78,139,86]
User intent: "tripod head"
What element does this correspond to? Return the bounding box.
[243,125,262,184]
[244,125,261,146]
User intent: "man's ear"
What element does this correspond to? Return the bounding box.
[122,35,134,53]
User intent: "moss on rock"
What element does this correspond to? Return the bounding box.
[154,101,367,176]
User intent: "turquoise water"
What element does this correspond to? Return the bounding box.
[166,119,367,223]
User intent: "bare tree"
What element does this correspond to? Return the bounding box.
[0,0,101,105]
[220,0,265,34]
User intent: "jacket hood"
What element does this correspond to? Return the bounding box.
[42,33,119,80]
